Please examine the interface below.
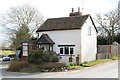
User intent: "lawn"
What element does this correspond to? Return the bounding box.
[80,56,120,67]
[80,59,115,67]
[112,56,120,60]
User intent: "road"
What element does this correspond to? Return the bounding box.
[0,59,119,78]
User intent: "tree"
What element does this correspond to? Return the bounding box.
[97,35,109,45]
[95,9,119,44]
[11,24,30,48]
[114,33,120,44]
[1,4,44,48]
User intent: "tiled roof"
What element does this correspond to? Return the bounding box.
[36,14,90,32]
[37,34,55,44]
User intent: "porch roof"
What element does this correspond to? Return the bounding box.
[37,34,55,44]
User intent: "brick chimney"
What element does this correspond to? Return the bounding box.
[69,7,82,17]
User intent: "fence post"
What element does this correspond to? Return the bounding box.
[109,45,112,57]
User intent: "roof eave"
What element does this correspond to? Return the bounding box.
[89,16,98,33]
[36,28,81,32]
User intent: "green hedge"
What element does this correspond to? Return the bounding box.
[7,61,30,72]
[28,49,59,64]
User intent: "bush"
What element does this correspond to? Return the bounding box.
[39,62,67,72]
[65,63,77,67]
[7,61,30,72]
[28,49,44,64]
[42,51,59,62]
[28,49,60,64]
[7,61,22,72]
[80,61,88,66]
[39,62,66,69]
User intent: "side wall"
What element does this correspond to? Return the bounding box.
[38,30,81,63]
[81,17,97,62]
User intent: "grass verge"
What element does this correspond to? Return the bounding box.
[112,56,120,60]
[80,56,120,67]
[69,66,83,69]
[80,59,112,67]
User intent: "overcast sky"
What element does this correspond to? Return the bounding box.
[0,0,118,18]
[0,0,119,47]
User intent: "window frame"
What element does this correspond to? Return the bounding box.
[59,46,75,55]
[70,47,74,55]
[60,47,64,55]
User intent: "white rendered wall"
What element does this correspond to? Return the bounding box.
[81,17,97,63]
[38,30,81,63]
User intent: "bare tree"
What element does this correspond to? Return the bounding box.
[1,4,44,37]
[1,4,44,48]
[95,9,119,44]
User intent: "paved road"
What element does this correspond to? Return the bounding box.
[0,59,119,78]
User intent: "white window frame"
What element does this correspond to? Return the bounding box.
[59,46,75,55]
[23,46,28,50]
[22,43,28,45]
[23,51,28,56]
[69,47,74,55]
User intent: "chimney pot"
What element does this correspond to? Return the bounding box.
[72,8,74,12]
[78,7,80,12]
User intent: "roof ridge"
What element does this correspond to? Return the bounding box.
[47,14,90,20]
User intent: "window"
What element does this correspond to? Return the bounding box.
[65,47,69,54]
[23,51,28,56]
[70,48,74,54]
[22,43,28,45]
[60,48,63,54]
[88,26,91,36]
[59,46,74,55]
[23,46,28,50]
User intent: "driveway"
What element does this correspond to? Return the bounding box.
[0,59,119,78]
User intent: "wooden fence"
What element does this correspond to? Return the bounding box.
[96,43,120,60]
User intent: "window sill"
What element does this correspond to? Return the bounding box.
[59,55,75,56]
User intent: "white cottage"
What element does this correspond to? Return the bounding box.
[22,9,98,63]
[35,9,98,63]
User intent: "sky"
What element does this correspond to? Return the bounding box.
[0,0,119,47]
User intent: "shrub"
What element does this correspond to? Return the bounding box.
[7,61,22,72]
[65,63,77,67]
[28,49,44,64]
[21,62,30,68]
[39,62,67,72]
[39,62,66,69]
[80,61,88,66]
[28,49,60,64]
[70,63,77,66]
[42,51,59,62]
[7,61,30,72]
